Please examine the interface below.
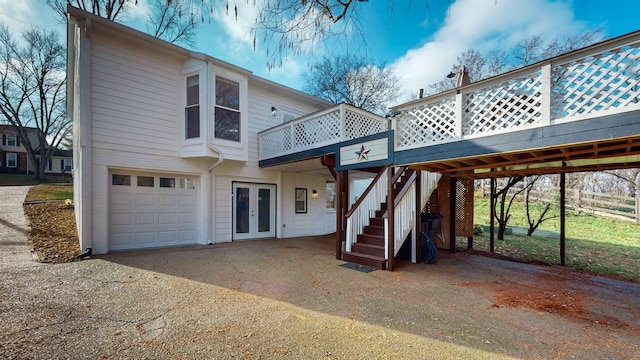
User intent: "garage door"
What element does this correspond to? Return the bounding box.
[109,171,198,251]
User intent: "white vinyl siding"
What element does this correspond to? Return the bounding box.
[90,29,181,158]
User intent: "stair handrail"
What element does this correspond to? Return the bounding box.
[344,167,389,252]
[390,169,418,256]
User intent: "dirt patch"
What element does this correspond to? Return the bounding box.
[492,278,585,316]
[23,202,80,263]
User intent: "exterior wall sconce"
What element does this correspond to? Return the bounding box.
[311,189,319,199]
[271,106,278,117]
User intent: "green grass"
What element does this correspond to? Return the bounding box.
[24,184,74,202]
[472,198,640,282]
[0,173,72,186]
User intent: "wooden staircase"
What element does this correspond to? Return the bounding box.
[342,168,416,270]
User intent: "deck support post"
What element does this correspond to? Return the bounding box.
[387,167,395,270]
[490,176,496,253]
[335,170,349,260]
[415,170,422,263]
[560,171,566,266]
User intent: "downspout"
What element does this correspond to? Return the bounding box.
[206,142,224,244]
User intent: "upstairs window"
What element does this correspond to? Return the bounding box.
[214,77,240,142]
[185,75,200,139]
[2,134,20,147]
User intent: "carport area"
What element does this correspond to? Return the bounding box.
[1,230,639,358]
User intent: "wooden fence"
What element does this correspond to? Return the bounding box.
[477,180,639,224]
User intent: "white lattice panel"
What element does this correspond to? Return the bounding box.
[551,43,640,119]
[344,109,387,139]
[463,73,543,136]
[293,109,341,148]
[260,126,292,159]
[395,97,457,149]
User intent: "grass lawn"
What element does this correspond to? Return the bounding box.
[24,184,74,202]
[0,173,72,186]
[472,198,640,282]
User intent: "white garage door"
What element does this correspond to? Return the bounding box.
[109,171,198,251]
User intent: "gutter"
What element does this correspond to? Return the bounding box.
[206,143,224,244]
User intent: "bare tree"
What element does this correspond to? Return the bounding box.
[49,0,130,21]
[250,1,369,69]
[303,55,402,115]
[493,176,525,240]
[146,0,199,47]
[524,176,560,235]
[0,25,69,180]
[428,29,605,94]
[49,0,208,46]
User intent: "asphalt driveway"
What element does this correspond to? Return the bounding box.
[1,186,639,359]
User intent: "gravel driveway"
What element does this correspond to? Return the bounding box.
[1,186,639,359]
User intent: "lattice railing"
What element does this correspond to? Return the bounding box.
[395,94,457,149]
[344,107,388,140]
[392,32,640,151]
[551,44,640,120]
[463,72,543,136]
[259,103,388,160]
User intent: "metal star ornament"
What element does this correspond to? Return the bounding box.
[355,144,371,161]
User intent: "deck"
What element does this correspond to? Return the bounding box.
[259,31,640,178]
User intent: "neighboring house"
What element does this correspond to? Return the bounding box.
[0,125,73,175]
[0,126,28,173]
[67,7,353,254]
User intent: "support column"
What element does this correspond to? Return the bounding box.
[560,172,566,266]
[335,170,349,260]
[449,176,457,253]
[490,177,496,253]
[415,170,422,263]
[387,167,395,271]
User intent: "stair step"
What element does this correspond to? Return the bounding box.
[375,209,387,218]
[343,252,387,270]
[357,233,384,245]
[363,225,384,236]
[352,243,385,256]
[369,217,384,227]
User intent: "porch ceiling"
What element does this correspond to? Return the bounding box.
[408,135,640,179]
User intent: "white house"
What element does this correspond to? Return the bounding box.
[66,7,366,254]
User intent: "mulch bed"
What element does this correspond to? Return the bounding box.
[23,202,80,263]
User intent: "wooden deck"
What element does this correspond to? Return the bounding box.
[259,30,640,179]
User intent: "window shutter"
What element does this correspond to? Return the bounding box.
[16,136,20,147]
[2,134,5,146]
[60,159,64,171]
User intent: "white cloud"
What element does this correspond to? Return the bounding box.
[122,0,151,23]
[392,0,588,97]
[211,1,260,45]
[0,0,38,33]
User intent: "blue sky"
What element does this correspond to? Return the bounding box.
[1,0,639,100]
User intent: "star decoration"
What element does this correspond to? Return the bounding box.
[355,144,371,161]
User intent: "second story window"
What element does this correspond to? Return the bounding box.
[185,75,200,139]
[215,77,240,142]
[2,134,20,147]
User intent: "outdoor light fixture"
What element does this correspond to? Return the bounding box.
[446,71,456,79]
[271,106,278,117]
[311,189,319,199]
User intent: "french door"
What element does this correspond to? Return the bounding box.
[232,182,276,240]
